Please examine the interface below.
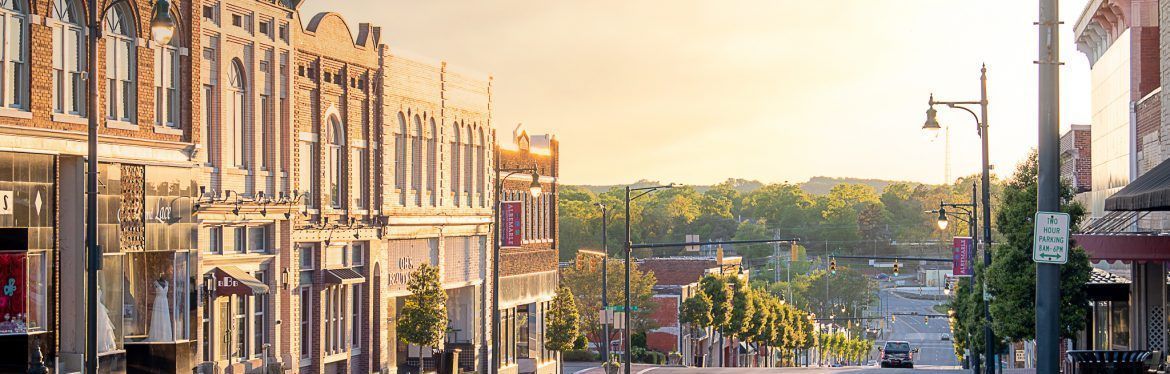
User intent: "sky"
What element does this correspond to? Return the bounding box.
[299,0,1094,186]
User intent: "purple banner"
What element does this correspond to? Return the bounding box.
[953,237,973,277]
[501,201,523,248]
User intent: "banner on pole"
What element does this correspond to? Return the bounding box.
[952,237,973,277]
[501,201,523,248]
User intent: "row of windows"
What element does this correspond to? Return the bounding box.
[503,189,553,242]
[394,112,489,208]
[0,0,182,127]
[202,38,290,175]
[201,2,289,43]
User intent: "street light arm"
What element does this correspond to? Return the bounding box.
[630,185,676,201]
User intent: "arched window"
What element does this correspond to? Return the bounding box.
[450,122,461,206]
[395,112,406,201]
[50,0,83,116]
[327,116,345,208]
[0,0,25,109]
[463,126,473,204]
[477,128,486,207]
[428,118,438,206]
[412,114,423,206]
[227,60,247,168]
[104,4,135,122]
[154,9,181,128]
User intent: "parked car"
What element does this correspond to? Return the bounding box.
[879,341,918,369]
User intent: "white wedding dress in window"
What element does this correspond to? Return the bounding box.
[146,280,173,342]
[97,287,117,353]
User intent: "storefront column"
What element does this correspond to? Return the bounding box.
[1130,263,1167,352]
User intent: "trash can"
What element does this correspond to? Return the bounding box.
[1067,350,1151,374]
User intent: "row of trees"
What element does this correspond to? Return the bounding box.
[679,273,869,367]
[560,176,993,263]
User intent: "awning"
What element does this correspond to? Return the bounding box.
[323,268,366,285]
[212,266,269,296]
[1105,157,1170,211]
[1073,234,1170,262]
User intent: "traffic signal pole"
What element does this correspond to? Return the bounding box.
[1036,0,1062,373]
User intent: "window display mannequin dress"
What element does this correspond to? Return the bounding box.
[146,279,172,342]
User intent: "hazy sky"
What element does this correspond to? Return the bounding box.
[299,0,1093,186]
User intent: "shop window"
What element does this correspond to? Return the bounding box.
[51,0,84,116]
[0,252,46,334]
[202,292,211,361]
[233,295,247,361]
[1111,300,1130,350]
[351,284,360,350]
[299,286,311,358]
[104,4,136,123]
[123,251,193,342]
[98,254,125,353]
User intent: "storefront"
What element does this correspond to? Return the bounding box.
[0,152,56,373]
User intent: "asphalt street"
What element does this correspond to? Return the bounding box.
[564,286,962,373]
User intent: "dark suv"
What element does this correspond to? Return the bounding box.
[880,341,917,368]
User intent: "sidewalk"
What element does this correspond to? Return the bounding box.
[890,286,950,300]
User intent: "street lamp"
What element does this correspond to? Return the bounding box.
[594,202,611,363]
[936,208,949,230]
[85,1,175,373]
[922,105,941,140]
[920,65,994,374]
[624,183,675,374]
[490,159,541,374]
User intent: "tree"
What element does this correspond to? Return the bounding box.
[679,292,713,365]
[986,150,1090,341]
[699,274,732,366]
[727,275,756,339]
[397,263,448,349]
[546,286,581,352]
[561,253,658,350]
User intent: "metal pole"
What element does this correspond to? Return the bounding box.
[85,0,101,370]
[978,65,996,374]
[970,181,981,374]
[623,186,632,374]
[1036,0,1062,372]
[601,205,609,363]
[491,147,502,374]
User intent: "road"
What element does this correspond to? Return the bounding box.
[564,286,962,373]
[878,287,958,368]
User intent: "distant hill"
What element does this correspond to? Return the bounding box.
[571,177,918,196]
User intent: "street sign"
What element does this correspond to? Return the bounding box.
[598,310,626,328]
[603,305,639,311]
[1033,211,1070,264]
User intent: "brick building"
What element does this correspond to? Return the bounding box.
[636,254,743,368]
[495,126,560,374]
[193,0,296,372]
[1059,124,1091,193]
[0,0,205,372]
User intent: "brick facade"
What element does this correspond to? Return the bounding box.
[1060,124,1092,193]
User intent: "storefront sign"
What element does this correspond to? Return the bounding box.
[952,237,973,276]
[0,253,26,334]
[500,201,523,248]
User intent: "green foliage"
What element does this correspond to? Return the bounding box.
[561,349,597,362]
[727,276,756,338]
[679,292,713,332]
[699,274,733,332]
[561,253,658,349]
[396,264,448,348]
[545,286,581,352]
[986,150,1091,342]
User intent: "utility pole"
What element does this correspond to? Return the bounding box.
[1036,0,1062,373]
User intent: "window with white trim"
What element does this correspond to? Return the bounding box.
[104,5,135,122]
[464,127,473,204]
[0,0,26,110]
[328,115,345,209]
[395,112,406,201]
[412,114,423,206]
[227,60,247,168]
[153,38,180,128]
[50,0,83,116]
[253,271,267,358]
[428,118,438,206]
[451,122,461,206]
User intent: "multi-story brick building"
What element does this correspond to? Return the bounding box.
[0,0,202,373]
[495,126,559,374]
[193,0,296,373]
[1059,124,1091,194]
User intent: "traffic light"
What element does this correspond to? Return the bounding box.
[829,258,837,275]
[924,316,929,325]
[891,314,897,323]
[892,260,900,277]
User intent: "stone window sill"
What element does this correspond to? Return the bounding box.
[51,112,87,125]
[106,119,138,131]
[0,107,32,120]
[153,125,183,135]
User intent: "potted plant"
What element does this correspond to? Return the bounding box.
[668,351,683,366]
[602,353,622,374]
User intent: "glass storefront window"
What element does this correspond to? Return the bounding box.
[99,254,125,353]
[1111,301,1129,349]
[123,250,192,342]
